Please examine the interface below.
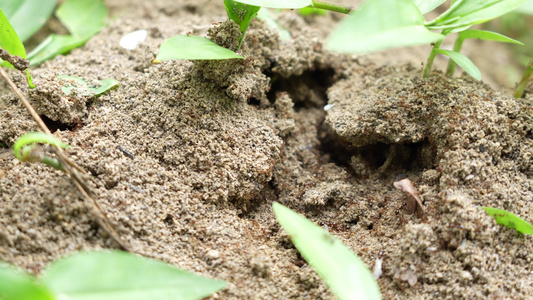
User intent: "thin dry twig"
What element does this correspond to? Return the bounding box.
[0,47,29,71]
[0,66,132,252]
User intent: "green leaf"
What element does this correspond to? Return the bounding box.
[435,49,480,80]
[27,0,107,66]
[414,0,446,14]
[0,0,57,42]
[457,29,523,45]
[13,132,69,160]
[427,0,530,29]
[273,203,381,300]
[57,75,119,96]
[0,263,55,300]
[516,0,533,14]
[224,0,261,46]
[40,251,227,300]
[0,9,27,61]
[56,0,107,38]
[483,207,533,235]
[326,0,444,54]
[156,35,243,61]
[233,0,312,9]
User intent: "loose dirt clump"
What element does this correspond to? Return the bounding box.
[0,0,532,299]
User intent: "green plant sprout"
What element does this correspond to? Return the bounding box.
[273,202,381,300]
[483,207,533,235]
[158,0,526,81]
[0,250,227,300]
[13,132,69,171]
[27,0,108,66]
[57,75,119,96]
[514,57,533,98]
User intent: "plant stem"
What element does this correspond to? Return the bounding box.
[311,0,353,14]
[423,30,450,78]
[514,57,533,98]
[423,39,444,78]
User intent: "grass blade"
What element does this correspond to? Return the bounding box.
[40,251,227,300]
[435,49,481,80]
[156,35,243,61]
[273,202,381,300]
[457,30,523,45]
[483,207,533,235]
[428,0,529,29]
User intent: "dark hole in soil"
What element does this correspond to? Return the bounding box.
[265,68,338,109]
[40,115,78,132]
[163,214,174,225]
[0,141,7,148]
[319,137,436,175]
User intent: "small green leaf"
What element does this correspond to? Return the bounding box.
[457,30,523,45]
[13,132,69,160]
[483,207,533,235]
[326,0,444,54]
[233,0,312,9]
[0,0,57,42]
[427,0,530,29]
[156,35,243,61]
[0,263,55,300]
[224,0,260,46]
[435,49,480,80]
[273,203,381,300]
[413,0,446,14]
[40,251,227,300]
[27,0,107,66]
[58,75,118,96]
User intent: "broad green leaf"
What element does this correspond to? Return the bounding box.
[0,0,57,42]
[457,30,523,45]
[256,8,291,40]
[483,207,533,235]
[427,0,530,29]
[27,0,107,66]
[414,0,446,14]
[435,49,480,80]
[326,0,444,54]
[156,35,243,61]
[233,0,312,9]
[0,263,54,300]
[58,75,119,96]
[13,132,69,160]
[224,0,261,46]
[273,203,381,300]
[56,0,107,38]
[40,251,227,300]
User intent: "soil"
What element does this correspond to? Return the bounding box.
[1,0,532,299]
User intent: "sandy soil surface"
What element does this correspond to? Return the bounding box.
[1,0,532,299]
